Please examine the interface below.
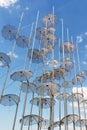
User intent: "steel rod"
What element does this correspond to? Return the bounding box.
[0,12,24,99]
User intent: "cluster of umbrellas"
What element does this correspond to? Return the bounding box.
[0,10,87,130]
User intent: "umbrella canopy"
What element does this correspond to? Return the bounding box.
[1,24,17,40]
[0,52,11,67]
[0,94,19,106]
[10,70,33,82]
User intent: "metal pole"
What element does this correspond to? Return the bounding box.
[12,85,22,130]
[49,6,55,130]
[12,21,34,130]
[0,12,24,100]
[20,85,28,130]
[71,36,82,130]
[61,19,68,130]
[71,36,76,130]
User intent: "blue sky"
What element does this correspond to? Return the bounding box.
[0,0,87,130]
[0,0,87,65]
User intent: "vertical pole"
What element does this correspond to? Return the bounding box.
[20,11,39,130]
[86,125,87,130]
[59,95,61,130]
[61,18,68,130]
[49,6,55,130]
[71,36,76,130]
[28,92,34,130]
[72,36,82,130]
[61,18,64,60]
[12,21,34,130]
[29,11,39,70]
[12,85,22,130]
[58,39,61,130]
[67,28,69,42]
[0,12,24,100]
[20,85,28,130]
[76,43,80,72]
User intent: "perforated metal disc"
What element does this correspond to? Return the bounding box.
[20,114,43,126]
[76,119,87,127]
[10,70,33,82]
[40,34,57,47]
[36,27,55,40]
[51,67,67,80]
[1,24,17,40]
[36,82,60,96]
[68,93,84,102]
[47,59,59,68]
[42,14,57,27]
[56,92,69,101]
[21,82,36,93]
[34,76,42,87]
[0,94,19,106]
[77,70,87,78]
[41,45,53,54]
[39,119,50,129]
[28,49,43,63]
[62,81,74,88]
[48,120,63,129]
[60,42,75,53]
[0,52,11,67]
[30,97,55,108]
[61,114,80,124]
[72,75,85,85]
[36,27,47,39]
[54,68,68,80]
[80,99,87,107]
[37,71,52,83]
[16,36,31,48]
[35,69,67,85]
[62,57,73,70]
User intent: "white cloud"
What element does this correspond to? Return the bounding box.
[25,6,29,10]
[0,0,18,8]
[84,32,87,35]
[7,51,18,58]
[7,4,20,14]
[76,31,87,43]
[76,35,83,43]
[82,61,87,65]
[85,45,87,49]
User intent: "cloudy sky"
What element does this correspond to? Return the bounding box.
[0,0,87,130]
